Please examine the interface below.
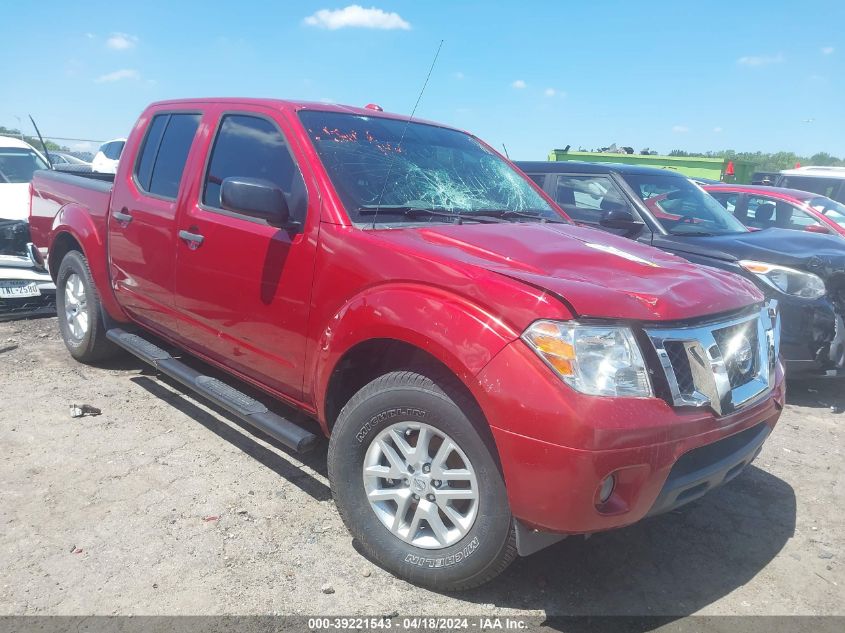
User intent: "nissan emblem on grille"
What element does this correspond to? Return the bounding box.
[645,301,780,417]
[731,335,754,375]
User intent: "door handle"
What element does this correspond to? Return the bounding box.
[178,229,205,249]
[113,208,132,224]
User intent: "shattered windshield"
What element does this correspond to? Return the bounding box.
[622,174,748,236]
[298,111,561,226]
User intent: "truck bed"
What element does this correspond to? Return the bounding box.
[29,169,114,251]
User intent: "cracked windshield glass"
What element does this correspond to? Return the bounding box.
[299,110,562,226]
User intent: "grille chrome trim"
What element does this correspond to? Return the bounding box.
[645,301,780,416]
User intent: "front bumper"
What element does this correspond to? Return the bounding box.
[779,294,844,376]
[0,258,56,322]
[476,338,785,537]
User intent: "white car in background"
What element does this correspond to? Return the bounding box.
[0,136,56,320]
[91,138,126,174]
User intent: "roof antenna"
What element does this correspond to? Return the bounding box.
[501,143,510,159]
[29,115,54,169]
[372,39,444,229]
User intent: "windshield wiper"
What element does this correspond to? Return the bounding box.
[464,209,567,223]
[357,205,504,224]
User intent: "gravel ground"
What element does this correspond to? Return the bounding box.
[0,316,842,617]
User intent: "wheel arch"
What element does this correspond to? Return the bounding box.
[312,283,519,435]
[48,206,127,322]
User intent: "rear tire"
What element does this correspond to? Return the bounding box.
[56,250,118,363]
[328,369,516,591]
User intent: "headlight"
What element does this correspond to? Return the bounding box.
[739,260,826,299]
[521,321,652,397]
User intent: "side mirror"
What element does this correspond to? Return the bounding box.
[221,177,293,227]
[599,207,645,234]
[804,224,831,234]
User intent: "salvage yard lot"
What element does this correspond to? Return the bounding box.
[1,316,842,617]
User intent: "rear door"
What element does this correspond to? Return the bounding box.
[173,107,317,401]
[108,110,201,337]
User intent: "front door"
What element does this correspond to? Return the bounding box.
[173,109,317,401]
[108,111,201,336]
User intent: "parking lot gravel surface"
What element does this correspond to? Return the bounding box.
[0,317,842,617]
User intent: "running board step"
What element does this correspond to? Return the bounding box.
[106,328,319,453]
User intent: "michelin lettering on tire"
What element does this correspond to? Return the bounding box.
[404,536,480,568]
[356,407,427,443]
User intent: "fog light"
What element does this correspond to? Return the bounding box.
[598,475,615,504]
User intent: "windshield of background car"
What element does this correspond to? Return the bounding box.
[298,110,561,226]
[0,147,49,184]
[809,196,845,227]
[622,174,748,235]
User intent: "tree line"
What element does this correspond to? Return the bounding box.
[667,149,845,171]
[0,126,69,152]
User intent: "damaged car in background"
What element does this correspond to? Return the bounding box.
[518,161,845,378]
[0,136,56,320]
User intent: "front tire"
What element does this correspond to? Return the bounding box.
[56,250,118,363]
[328,370,516,591]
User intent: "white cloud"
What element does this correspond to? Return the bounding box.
[821,46,834,55]
[84,32,95,40]
[453,71,465,80]
[713,126,723,133]
[544,88,557,97]
[512,79,527,89]
[672,125,689,133]
[95,68,140,83]
[304,5,410,30]
[106,32,138,50]
[737,53,784,67]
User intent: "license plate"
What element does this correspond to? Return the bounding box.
[0,281,41,299]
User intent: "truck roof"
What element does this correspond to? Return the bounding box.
[515,160,687,178]
[779,166,845,178]
[146,98,457,132]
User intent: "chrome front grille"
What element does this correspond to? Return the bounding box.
[645,301,780,416]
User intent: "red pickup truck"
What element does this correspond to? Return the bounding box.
[30,98,785,590]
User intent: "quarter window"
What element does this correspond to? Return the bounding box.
[134,114,200,199]
[203,114,305,221]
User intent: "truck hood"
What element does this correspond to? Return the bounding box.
[652,228,845,278]
[371,223,762,321]
[0,183,31,222]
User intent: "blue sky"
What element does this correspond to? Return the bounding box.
[2,1,843,158]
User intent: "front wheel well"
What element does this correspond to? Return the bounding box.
[323,339,487,434]
[48,232,83,283]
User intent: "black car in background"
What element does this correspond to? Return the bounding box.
[517,161,845,377]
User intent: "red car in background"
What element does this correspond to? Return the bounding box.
[704,184,845,240]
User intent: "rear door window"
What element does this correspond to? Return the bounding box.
[552,174,632,223]
[103,141,125,160]
[709,192,739,212]
[134,113,200,199]
[745,195,824,231]
[527,174,546,188]
[780,176,840,198]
